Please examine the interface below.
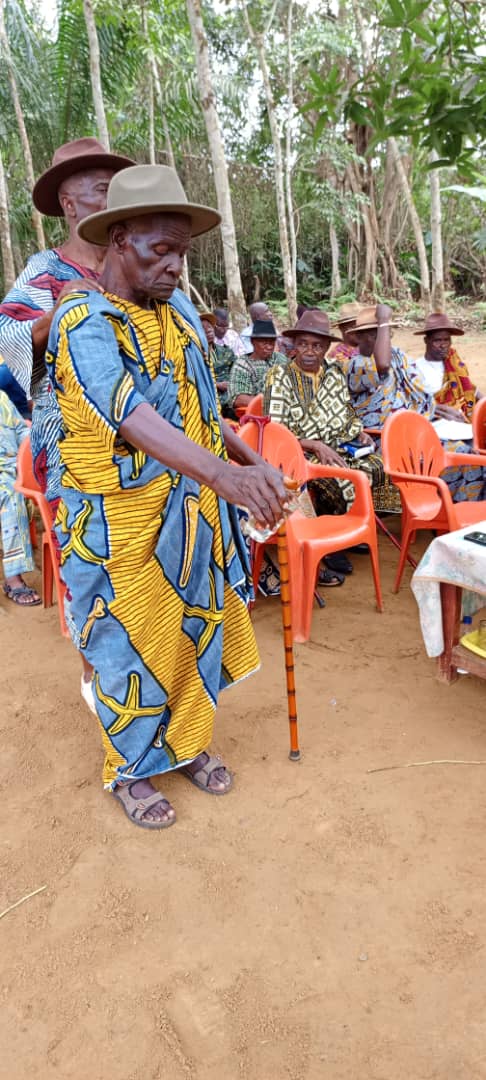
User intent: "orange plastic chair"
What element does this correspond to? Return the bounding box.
[14,436,69,637]
[234,393,264,419]
[382,410,486,592]
[473,397,486,453]
[239,420,383,642]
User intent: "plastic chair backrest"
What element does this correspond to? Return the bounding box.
[381,410,447,515]
[15,436,54,535]
[473,397,486,451]
[245,393,264,416]
[238,418,308,486]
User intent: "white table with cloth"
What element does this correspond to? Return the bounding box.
[411,522,486,682]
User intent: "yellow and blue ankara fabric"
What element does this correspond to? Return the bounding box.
[46,288,259,788]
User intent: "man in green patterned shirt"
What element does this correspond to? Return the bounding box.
[228,319,286,412]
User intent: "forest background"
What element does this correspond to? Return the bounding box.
[1,0,486,328]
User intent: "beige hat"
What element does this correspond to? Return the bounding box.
[77,164,221,245]
[354,305,398,332]
[33,137,135,217]
[335,301,362,326]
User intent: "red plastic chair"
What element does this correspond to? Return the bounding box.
[382,410,486,592]
[239,420,383,642]
[473,397,486,453]
[14,436,69,637]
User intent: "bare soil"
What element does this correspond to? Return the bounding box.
[1,330,486,1080]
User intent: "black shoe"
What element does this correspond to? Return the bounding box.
[348,544,369,554]
[325,552,353,575]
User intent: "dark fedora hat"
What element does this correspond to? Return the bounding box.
[413,312,464,336]
[250,319,277,339]
[33,137,136,217]
[285,309,340,342]
[78,164,221,245]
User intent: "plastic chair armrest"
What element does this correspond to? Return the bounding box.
[443,451,486,470]
[305,462,372,512]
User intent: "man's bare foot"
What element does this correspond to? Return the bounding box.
[113,779,176,828]
[181,751,232,794]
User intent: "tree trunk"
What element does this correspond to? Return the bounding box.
[152,60,191,298]
[388,137,431,308]
[330,224,341,299]
[283,0,297,323]
[0,0,45,249]
[82,0,110,150]
[186,0,246,326]
[429,150,445,311]
[242,2,296,323]
[0,147,15,290]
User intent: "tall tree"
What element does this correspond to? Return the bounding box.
[186,0,246,324]
[0,145,15,290]
[241,0,297,323]
[0,0,45,249]
[82,0,110,149]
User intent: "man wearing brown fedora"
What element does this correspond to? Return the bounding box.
[345,302,433,429]
[414,312,482,421]
[0,137,134,707]
[46,164,288,829]
[199,310,237,416]
[263,309,400,575]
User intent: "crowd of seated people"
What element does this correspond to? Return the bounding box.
[2,287,484,604]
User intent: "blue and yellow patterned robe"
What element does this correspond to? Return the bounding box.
[46,287,259,788]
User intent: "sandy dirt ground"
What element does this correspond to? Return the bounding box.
[2,330,486,1080]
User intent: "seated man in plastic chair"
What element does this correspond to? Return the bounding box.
[0,390,40,606]
[413,311,483,421]
[263,308,398,583]
[228,318,287,414]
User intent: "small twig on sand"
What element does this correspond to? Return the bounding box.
[368,760,486,775]
[0,885,47,921]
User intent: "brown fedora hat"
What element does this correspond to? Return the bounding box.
[199,310,217,326]
[285,309,340,342]
[335,300,363,326]
[33,137,136,217]
[413,312,464,336]
[354,305,398,332]
[77,164,221,245]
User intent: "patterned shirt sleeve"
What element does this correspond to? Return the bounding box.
[48,301,146,442]
[228,356,255,406]
[346,352,382,394]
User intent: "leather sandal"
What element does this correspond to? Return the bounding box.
[112,782,176,829]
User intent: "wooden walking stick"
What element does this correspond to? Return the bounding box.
[276,522,300,761]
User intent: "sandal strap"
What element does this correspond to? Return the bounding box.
[187,755,227,787]
[115,784,170,821]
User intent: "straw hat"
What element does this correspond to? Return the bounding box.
[33,137,135,217]
[250,319,277,340]
[413,312,464,336]
[335,301,362,326]
[77,165,221,245]
[354,306,398,332]
[285,309,340,342]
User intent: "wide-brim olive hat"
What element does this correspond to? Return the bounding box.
[413,312,464,336]
[354,305,398,332]
[285,309,340,342]
[33,137,135,217]
[77,164,221,245]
